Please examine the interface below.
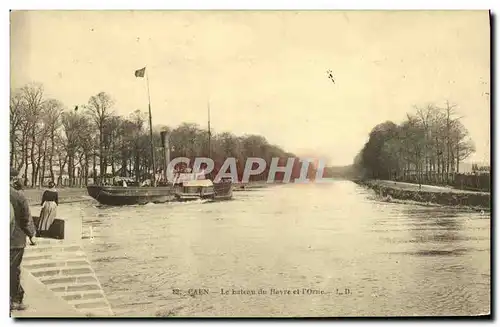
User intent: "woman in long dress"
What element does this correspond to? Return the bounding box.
[38,181,58,234]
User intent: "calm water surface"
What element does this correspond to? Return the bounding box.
[55,180,490,317]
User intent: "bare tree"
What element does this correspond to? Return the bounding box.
[451,120,475,173]
[354,101,476,187]
[86,92,114,183]
[10,89,26,169]
[61,111,92,186]
[20,83,45,187]
[43,99,64,183]
[10,84,310,187]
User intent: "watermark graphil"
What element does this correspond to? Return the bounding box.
[164,157,329,183]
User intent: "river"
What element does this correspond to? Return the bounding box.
[49,180,490,317]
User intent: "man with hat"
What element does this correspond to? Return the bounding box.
[10,167,36,312]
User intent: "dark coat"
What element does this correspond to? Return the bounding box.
[10,187,36,248]
[41,189,59,206]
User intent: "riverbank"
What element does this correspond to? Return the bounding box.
[20,182,271,202]
[355,180,491,210]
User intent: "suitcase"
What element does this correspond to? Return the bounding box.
[32,216,65,240]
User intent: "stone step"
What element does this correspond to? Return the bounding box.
[11,271,85,317]
[31,238,65,245]
[22,254,53,262]
[23,251,96,267]
[62,290,106,302]
[17,232,114,317]
[29,267,94,279]
[50,283,103,293]
[81,311,113,317]
[38,274,99,286]
[33,272,114,316]
[23,252,87,263]
[23,259,90,270]
[72,298,112,310]
[48,287,113,316]
[79,307,114,317]
[25,244,83,254]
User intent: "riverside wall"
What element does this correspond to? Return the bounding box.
[355,180,491,210]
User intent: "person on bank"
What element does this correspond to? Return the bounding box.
[12,179,23,191]
[38,181,59,234]
[10,168,36,312]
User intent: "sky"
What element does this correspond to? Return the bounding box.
[10,10,490,166]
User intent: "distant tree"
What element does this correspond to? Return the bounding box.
[39,99,63,185]
[353,101,476,185]
[20,83,46,187]
[10,89,25,169]
[86,92,114,183]
[61,111,90,186]
[10,84,311,186]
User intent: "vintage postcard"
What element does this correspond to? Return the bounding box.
[9,10,490,318]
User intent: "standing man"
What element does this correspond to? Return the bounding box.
[10,167,36,312]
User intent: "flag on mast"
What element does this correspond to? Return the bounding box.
[135,67,146,78]
[207,102,211,138]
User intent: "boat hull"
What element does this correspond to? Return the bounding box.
[174,193,214,202]
[87,181,233,206]
[86,185,175,206]
[213,181,233,201]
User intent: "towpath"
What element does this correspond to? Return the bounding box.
[370,180,489,195]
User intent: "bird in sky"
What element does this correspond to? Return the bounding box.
[326,70,335,84]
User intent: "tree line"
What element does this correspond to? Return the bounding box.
[10,83,319,187]
[352,102,476,185]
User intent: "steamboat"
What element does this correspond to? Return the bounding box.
[86,176,233,206]
[86,67,232,205]
[87,131,233,206]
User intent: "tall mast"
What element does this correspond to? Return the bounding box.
[146,68,156,187]
[208,102,211,159]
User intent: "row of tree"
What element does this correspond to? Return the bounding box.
[353,102,476,184]
[10,83,319,187]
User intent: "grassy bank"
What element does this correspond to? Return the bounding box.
[355,180,490,210]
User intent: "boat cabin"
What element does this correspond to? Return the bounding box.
[174,178,215,201]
